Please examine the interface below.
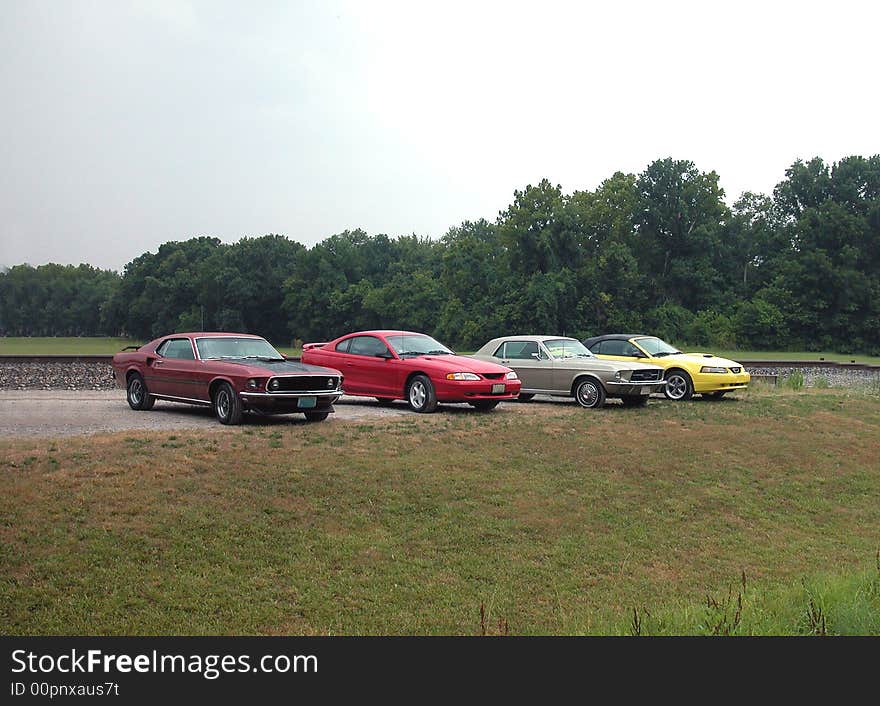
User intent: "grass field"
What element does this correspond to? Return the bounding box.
[687,348,880,365]
[1,337,878,364]
[0,337,143,354]
[2,387,879,635]
[0,337,302,357]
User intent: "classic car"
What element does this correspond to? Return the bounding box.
[582,334,751,400]
[111,332,344,424]
[301,330,521,412]
[471,335,666,408]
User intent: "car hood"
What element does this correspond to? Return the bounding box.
[655,353,743,368]
[553,357,664,373]
[209,358,341,376]
[412,354,512,375]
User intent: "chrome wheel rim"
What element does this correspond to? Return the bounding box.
[576,381,599,407]
[666,375,687,400]
[217,390,230,419]
[409,381,426,409]
[129,379,143,405]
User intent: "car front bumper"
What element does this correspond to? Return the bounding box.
[604,380,667,396]
[239,390,342,412]
[433,378,522,402]
[692,371,751,393]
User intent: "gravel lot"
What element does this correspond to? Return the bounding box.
[0,390,415,438]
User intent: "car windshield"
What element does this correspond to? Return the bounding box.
[635,337,681,357]
[386,334,454,358]
[196,337,284,360]
[543,339,594,359]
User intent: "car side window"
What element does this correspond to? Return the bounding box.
[622,342,642,357]
[157,338,195,360]
[335,338,352,353]
[492,343,506,358]
[600,340,626,355]
[348,336,389,357]
[506,341,541,360]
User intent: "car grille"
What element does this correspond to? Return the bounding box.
[729,367,741,374]
[482,373,504,380]
[631,369,662,382]
[269,375,339,392]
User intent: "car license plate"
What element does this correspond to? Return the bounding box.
[298,396,317,409]
[639,387,650,395]
[491,383,505,394]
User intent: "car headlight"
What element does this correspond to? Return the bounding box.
[505,371,518,380]
[247,378,259,389]
[446,372,481,381]
[268,379,280,390]
[613,371,623,381]
[701,366,727,374]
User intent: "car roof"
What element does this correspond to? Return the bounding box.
[338,330,431,338]
[582,333,652,345]
[172,332,264,339]
[492,335,579,342]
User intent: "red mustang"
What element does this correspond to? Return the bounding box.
[301,330,521,412]
[111,332,343,424]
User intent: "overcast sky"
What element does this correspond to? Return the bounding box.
[1,0,878,272]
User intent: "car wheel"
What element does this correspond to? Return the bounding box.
[517,393,535,402]
[304,411,330,422]
[620,395,648,407]
[213,381,243,425]
[407,374,438,413]
[469,400,499,412]
[664,370,694,401]
[126,373,155,411]
[705,391,726,399]
[574,377,605,409]
[375,397,395,406]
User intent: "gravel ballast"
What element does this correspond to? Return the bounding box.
[0,358,877,391]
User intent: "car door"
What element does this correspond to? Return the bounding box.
[150,338,205,400]
[342,335,397,396]
[594,339,643,364]
[493,340,554,392]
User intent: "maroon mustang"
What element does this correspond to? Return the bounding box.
[111,332,343,424]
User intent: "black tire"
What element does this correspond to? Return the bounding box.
[375,397,395,406]
[574,377,606,409]
[213,381,243,425]
[705,391,726,399]
[304,411,330,422]
[406,374,438,413]
[126,373,155,411]
[664,369,694,401]
[620,395,648,407]
[469,400,499,412]
[517,393,535,402]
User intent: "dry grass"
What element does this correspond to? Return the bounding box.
[1,387,878,634]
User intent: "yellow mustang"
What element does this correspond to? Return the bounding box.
[582,334,750,400]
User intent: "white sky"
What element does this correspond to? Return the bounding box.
[1,0,878,271]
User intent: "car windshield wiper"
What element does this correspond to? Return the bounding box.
[240,355,286,361]
[203,355,241,360]
[425,350,453,355]
[396,351,423,358]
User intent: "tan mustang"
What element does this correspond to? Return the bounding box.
[472,335,666,408]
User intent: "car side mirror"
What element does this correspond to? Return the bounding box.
[375,351,394,359]
[634,352,647,359]
[531,352,541,360]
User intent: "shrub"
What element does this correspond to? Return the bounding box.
[732,298,787,349]
[685,310,736,349]
[782,370,805,390]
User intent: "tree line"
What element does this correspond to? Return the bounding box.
[1,155,878,354]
